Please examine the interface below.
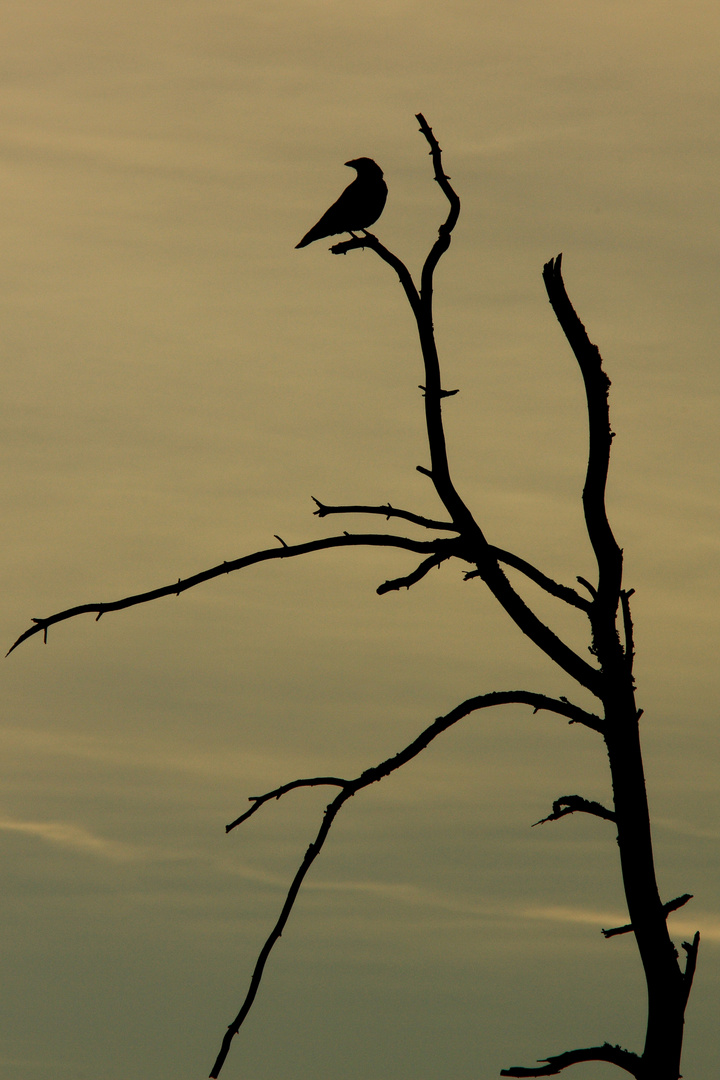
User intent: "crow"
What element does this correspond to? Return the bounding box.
[295,158,387,249]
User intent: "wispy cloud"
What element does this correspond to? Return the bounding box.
[0,816,141,861]
[513,903,720,944]
[239,870,720,944]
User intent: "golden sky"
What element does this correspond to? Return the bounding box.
[2,2,719,1078]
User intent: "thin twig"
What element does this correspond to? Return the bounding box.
[415,113,461,305]
[226,777,348,832]
[311,497,458,532]
[377,553,450,595]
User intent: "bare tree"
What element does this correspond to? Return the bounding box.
[9,116,698,1080]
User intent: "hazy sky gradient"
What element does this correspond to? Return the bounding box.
[2,2,719,1078]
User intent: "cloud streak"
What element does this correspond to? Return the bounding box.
[0,816,141,861]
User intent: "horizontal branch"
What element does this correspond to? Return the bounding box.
[601,893,694,939]
[533,794,616,828]
[501,1042,642,1078]
[311,496,458,533]
[7,532,448,655]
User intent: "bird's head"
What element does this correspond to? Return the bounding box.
[344,157,384,177]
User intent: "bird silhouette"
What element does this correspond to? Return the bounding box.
[295,158,387,249]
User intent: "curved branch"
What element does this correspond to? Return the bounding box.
[332,231,421,317]
[226,776,348,832]
[7,532,447,655]
[533,795,615,827]
[210,689,604,1075]
[376,552,449,594]
[501,1042,642,1078]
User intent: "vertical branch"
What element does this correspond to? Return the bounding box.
[542,255,623,619]
[416,113,461,307]
[413,114,475,533]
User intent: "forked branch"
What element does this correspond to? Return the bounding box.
[312,501,591,612]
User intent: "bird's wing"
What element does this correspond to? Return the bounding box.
[295,178,361,248]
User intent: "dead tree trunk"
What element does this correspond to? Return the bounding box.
[523,257,699,1080]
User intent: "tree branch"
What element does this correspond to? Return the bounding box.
[533,794,616,827]
[416,112,461,305]
[210,689,604,1076]
[681,931,700,1007]
[7,532,448,655]
[601,894,694,939]
[226,776,348,832]
[500,1042,642,1078]
[466,547,591,612]
[331,230,421,317]
[376,552,449,594]
[311,496,458,532]
[620,588,636,668]
[210,782,356,1078]
[542,255,623,625]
